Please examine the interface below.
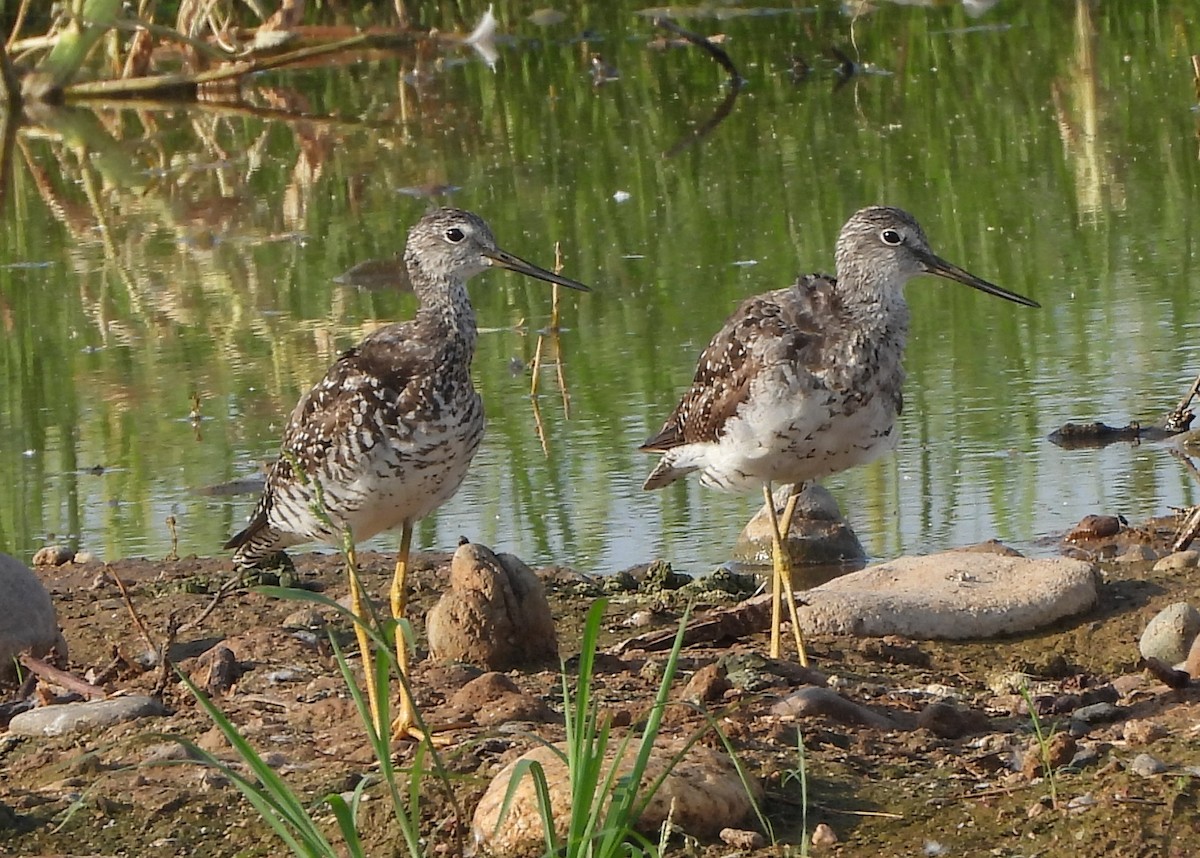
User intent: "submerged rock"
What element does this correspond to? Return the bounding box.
[731,483,866,568]
[426,543,558,670]
[0,553,67,678]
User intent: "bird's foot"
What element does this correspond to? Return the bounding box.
[390,716,453,746]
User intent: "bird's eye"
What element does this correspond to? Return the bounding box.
[880,229,902,246]
[445,227,465,243]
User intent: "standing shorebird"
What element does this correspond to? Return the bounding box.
[226,208,590,739]
[640,206,1038,665]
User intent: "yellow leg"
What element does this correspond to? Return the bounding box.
[764,483,810,667]
[389,523,422,741]
[764,484,784,659]
[346,543,385,736]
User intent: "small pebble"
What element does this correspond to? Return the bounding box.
[1071,702,1123,724]
[811,822,837,847]
[266,668,306,683]
[1067,792,1097,812]
[1130,753,1167,778]
[1067,746,1101,771]
[718,828,764,849]
[1122,719,1167,745]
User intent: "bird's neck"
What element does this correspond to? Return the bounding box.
[844,287,910,343]
[415,277,478,357]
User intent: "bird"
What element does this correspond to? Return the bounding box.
[640,206,1038,665]
[225,207,590,740]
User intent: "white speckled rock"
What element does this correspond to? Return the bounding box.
[0,552,67,675]
[1138,602,1200,665]
[473,741,759,856]
[795,551,1098,640]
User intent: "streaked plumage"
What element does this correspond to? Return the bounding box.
[226,207,589,738]
[641,206,1038,663]
[227,208,588,565]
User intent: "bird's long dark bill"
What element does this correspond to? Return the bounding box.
[485,248,591,292]
[922,253,1039,308]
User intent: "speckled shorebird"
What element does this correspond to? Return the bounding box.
[226,208,589,740]
[640,206,1038,665]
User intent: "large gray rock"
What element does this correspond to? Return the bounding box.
[795,551,1098,639]
[1138,602,1200,665]
[426,543,558,670]
[0,552,67,676]
[7,695,166,737]
[473,740,760,856]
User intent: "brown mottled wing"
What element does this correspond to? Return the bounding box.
[224,322,427,552]
[640,274,837,451]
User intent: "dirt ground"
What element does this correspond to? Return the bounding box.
[3,518,1200,858]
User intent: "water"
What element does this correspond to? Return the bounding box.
[1,1,1198,574]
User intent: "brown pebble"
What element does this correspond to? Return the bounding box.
[719,827,764,849]
[1021,732,1076,780]
[1122,719,1167,746]
[195,645,241,696]
[682,661,730,704]
[811,822,838,847]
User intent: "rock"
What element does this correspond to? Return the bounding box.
[1122,719,1167,746]
[731,484,866,568]
[1114,544,1158,563]
[811,822,838,847]
[194,645,242,696]
[770,686,897,729]
[794,552,1098,640]
[0,552,67,677]
[1068,746,1101,771]
[1065,514,1122,541]
[917,701,986,739]
[31,545,75,567]
[7,696,166,737]
[1021,733,1075,779]
[473,741,760,856]
[681,661,730,704]
[446,672,552,727]
[1130,753,1167,778]
[1184,633,1200,678]
[426,543,558,670]
[957,539,1024,556]
[1138,602,1200,665]
[1153,550,1200,572]
[719,828,764,849]
[1071,702,1123,725]
[281,607,326,630]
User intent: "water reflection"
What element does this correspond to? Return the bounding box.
[0,1,1197,577]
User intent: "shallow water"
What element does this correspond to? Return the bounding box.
[1,1,1197,574]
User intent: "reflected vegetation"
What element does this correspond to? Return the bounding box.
[0,1,1198,574]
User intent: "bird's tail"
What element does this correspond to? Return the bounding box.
[225,509,289,568]
[642,454,696,491]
